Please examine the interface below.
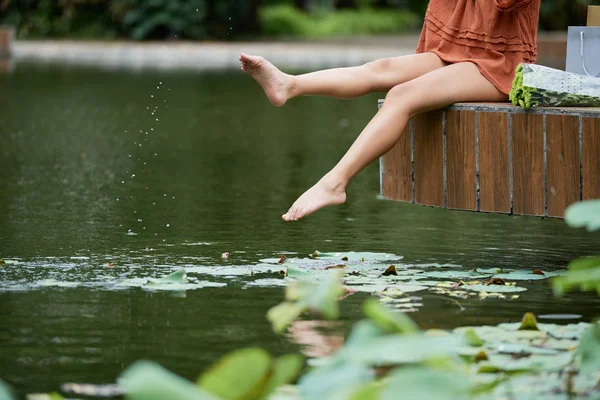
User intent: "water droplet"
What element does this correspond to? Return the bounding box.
[150,128,154,131]
[156,118,159,121]
[152,202,156,205]
[196,8,198,11]
[229,17,232,20]
[139,144,142,147]
[121,181,125,184]
[143,227,146,230]
[131,174,136,178]
[116,198,120,201]
[128,154,131,158]
[164,194,167,197]
[151,95,154,98]
[134,211,137,214]
[137,218,142,222]
[166,224,170,227]
[157,86,160,89]
[163,239,166,242]
[172,196,175,199]
[159,81,162,84]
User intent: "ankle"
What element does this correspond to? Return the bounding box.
[287,75,299,98]
[321,173,348,193]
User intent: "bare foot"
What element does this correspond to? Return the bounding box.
[282,176,347,221]
[239,53,292,107]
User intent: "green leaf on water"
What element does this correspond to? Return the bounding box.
[309,251,401,262]
[565,200,600,231]
[462,284,527,293]
[197,348,272,400]
[259,355,304,400]
[578,322,600,374]
[119,360,216,400]
[158,268,187,282]
[36,279,80,288]
[362,298,419,334]
[0,380,14,400]
[518,312,540,331]
[381,367,471,400]
[493,270,562,281]
[463,329,484,347]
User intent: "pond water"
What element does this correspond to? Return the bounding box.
[1,63,599,396]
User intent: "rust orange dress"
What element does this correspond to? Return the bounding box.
[416,0,541,94]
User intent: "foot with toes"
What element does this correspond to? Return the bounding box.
[239,53,293,107]
[282,176,347,222]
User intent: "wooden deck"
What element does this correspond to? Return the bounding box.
[378,101,600,218]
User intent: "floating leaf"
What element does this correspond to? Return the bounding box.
[197,348,272,400]
[474,350,489,363]
[119,360,216,400]
[157,268,187,282]
[462,284,527,293]
[493,270,562,281]
[36,280,79,288]
[363,298,419,334]
[309,251,401,262]
[518,313,540,331]
[565,200,600,231]
[421,271,491,280]
[382,265,397,276]
[463,329,484,347]
[144,281,226,292]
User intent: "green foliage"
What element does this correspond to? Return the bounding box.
[115,0,206,40]
[565,200,600,232]
[120,361,217,400]
[362,298,419,334]
[381,367,471,400]
[197,348,303,400]
[259,5,419,38]
[552,256,600,296]
[266,270,345,333]
[578,323,600,374]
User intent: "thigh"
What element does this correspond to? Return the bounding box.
[367,52,448,92]
[387,62,508,115]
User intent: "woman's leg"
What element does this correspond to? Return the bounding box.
[239,52,446,106]
[282,61,508,221]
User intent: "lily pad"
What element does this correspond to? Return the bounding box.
[493,270,562,281]
[143,281,226,292]
[382,367,471,400]
[462,284,527,293]
[36,280,80,288]
[419,271,491,280]
[309,251,401,262]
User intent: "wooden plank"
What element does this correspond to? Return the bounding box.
[382,123,412,202]
[413,111,444,206]
[478,112,511,213]
[445,110,477,210]
[546,115,580,217]
[512,113,545,216]
[582,117,600,200]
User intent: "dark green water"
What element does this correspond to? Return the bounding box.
[0,63,599,396]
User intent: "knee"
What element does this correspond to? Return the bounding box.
[382,81,420,115]
[364,57,393,74]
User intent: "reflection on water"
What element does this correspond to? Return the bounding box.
[1,63,599,395]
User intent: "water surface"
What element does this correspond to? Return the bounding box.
[0,64,599,395]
